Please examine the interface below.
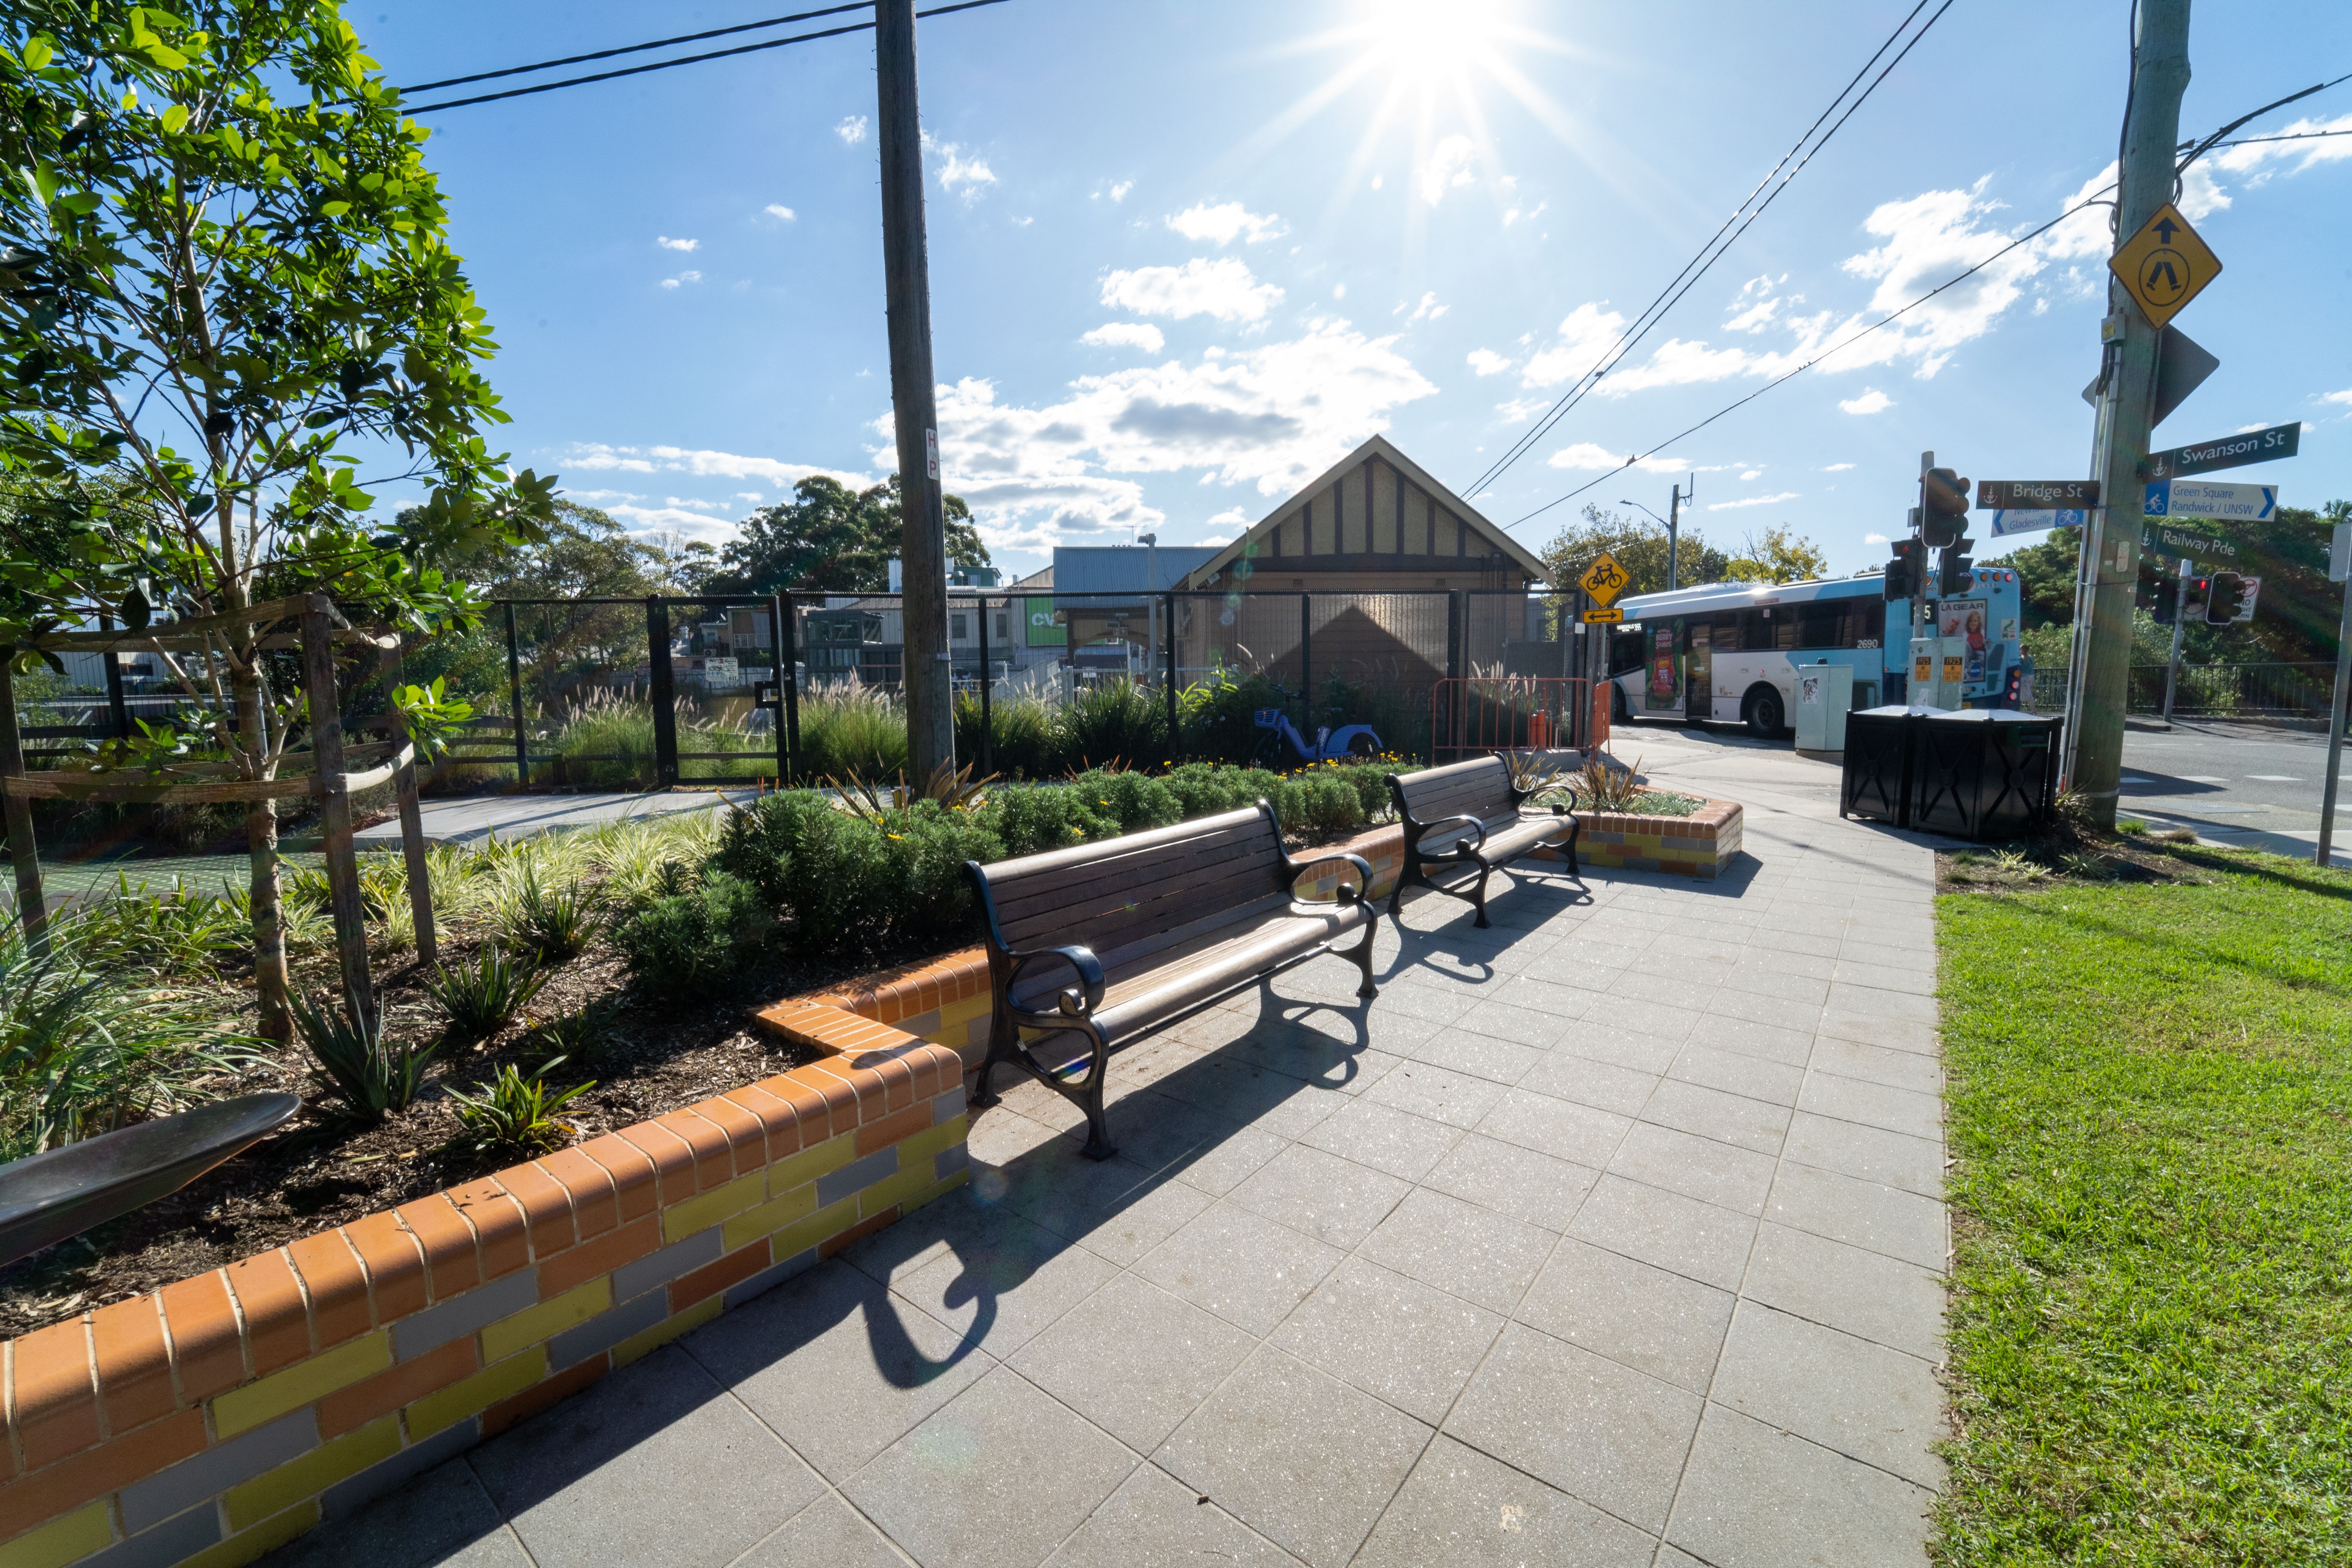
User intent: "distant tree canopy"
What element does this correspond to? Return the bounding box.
[1722,526,1833,586]
[1541,505,1833,596]
[447,500,668,601]
[706,474,989,595]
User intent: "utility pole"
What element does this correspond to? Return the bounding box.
[875,0,953,782]
[2319,521,2351,867]
[2160,555,2191,725]
[2063,0,2191,825]
[1666,476,1692,591]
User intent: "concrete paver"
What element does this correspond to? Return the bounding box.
[269,726,1950,1567]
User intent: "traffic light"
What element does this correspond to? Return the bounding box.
[1920,468,1970,548]
[1937,539,1976,597]
[2204,572,2249,625]
[1884,538,1926,601]
[2150,575,2179,625]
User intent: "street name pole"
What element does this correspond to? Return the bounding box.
[2064,0,2191,825]
[2160,555,2190,724]
[876,0,954,782]
[2319,531,2352,867]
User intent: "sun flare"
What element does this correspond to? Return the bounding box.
[1357,0,1512,77]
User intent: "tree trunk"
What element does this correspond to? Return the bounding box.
[235,661,292,1041]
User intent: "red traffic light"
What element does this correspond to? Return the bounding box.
[1921,468,1970,546]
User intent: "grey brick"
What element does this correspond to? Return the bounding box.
[933,1084,968,1123]
[816,1148,897,1207]
[548,1289,670,1371]
[610,1229,724,1305]
[390,1267,540,1361]
[724,1247,818,1311]
[120,1409,318,1534]
[934,1144,970,1181]
[321,1416,479,1519]
[83,1505,219,1568]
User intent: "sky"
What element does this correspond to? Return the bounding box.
[362,0,2352,581]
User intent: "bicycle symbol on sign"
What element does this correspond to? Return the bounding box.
[1578,550,1630,606]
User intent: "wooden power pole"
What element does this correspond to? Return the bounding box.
[875,0,954,781]
[2063,0,2191,824]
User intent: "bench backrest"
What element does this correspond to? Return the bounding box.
[968,802,1289,963]
[1387,755,1522,831]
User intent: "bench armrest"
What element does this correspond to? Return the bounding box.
[1007,944,1106,1020]
[1414,813,1487,857]
[1285,850,1374,906]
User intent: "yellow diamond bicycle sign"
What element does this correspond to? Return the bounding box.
[2109,203,2220,330]
[1578,550,1631,608]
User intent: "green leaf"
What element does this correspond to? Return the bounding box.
[161,103,189,134]
[22,35,54,67]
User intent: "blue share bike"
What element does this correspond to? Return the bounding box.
[1253,706,1383,764]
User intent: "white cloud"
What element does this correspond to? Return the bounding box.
[1739,469,1762,481]
[656,236,698,252]
[1418,134,1477,205]
[836,115,869,145]
[1546,442,1691,476]
[659,270,702,289]
[1082,321,1166,353]
[896,320,1437,552]
[1494,396,1549,423]
[1095,179,1134,203]
[1332,283,1347,300]
[562,443,873,492]
[561,487,642,504]
[1502,200,1545,227]
[1839,387,1894,415]
[1400,291,1447,322]
[604,505,740,543]
[2323,388,2352,408]
[1467,348,1514,377]
[1708,491,1800,511]
[663,496,730,513]
[922,133,996,199]
[1101,257,1283,323]
[762,204,796,222]
[1521,303,1626,388]
[737,491,764,501]
[1167,201,1285,245]
[1723,273,1791,332]
[1822,462,1857,472]
[1863,532,1890,544]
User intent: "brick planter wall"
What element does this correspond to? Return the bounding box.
[1558,798,1744,879]
[0,1043,967,1568]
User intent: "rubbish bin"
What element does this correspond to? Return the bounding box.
[1909,708,2060,840]
[1839,705,1928,826]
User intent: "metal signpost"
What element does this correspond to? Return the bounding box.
[2320,521,2352,869]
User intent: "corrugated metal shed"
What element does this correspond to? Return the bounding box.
[1051,544,1219,603]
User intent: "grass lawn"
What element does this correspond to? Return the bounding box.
[1935,849,2352,1565]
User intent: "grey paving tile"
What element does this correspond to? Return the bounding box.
[1476,1088,1631,1167]
[1229,1143,1412,1248]
[1358,1187,1555,1314]
[1612,970,1721,1011]
[1835,958,1938,996]
[1513,1237,1734,1394]
[1298,1097,1465,1181]
[965,1105,1073,1178]
[1365,979,1477,1027]
[1688,1014,1817,1067]
[1744,1223,1945,1362]
[1566,1175,1759,1292]
[1607,1122,1780,1218]
[1134,1200,1346,1336]
[686,1261,993,1483]
[1515,1053,1660,1117]
[270,1457,528,1568]
[1668,1045,1806,1108]
[736,1492,908,1568]
[1011,1155,1218,1267]
[1666,1405,1933,1568]
[1824,983,1938,1024]
[1810,1037,1944,1096]
[1557,1030,1683,1075]
[1105,1033,1212,1094]
[471,1345,822,1568]
[890,1207,1121,1354]
[1362,1059,1509,1129]
[1229,1029,1403,1096]
[1731,947,1838,982]
[1443,1324,1701,1535]
[1797,1073,1944,1141]
[1156,1345,1432,1568]
[1044,1464,1305,1568]
[1784,1112,1943,1199]
[1637,1079,1789,1157]
[1454,997,1577,1049]
[1487,973,1607,1018]
[1766,1163,1947,1271]
[1011,1273,1256,1453]
[1352,1434,1657,1568]
[1815,1010,1941,1055]
[1401,1027,1547,1085]
[1270,1258,1503,1425]
[1743,926,1846,960]
[1153,1054,1348,1142]
[1710,1302,1945,1488]
[1420,1133,1600,1233]
[1082,1092,1287,1196]
[841,1185,1009,1288]
[846,1367,1135,1568]
[1710,965,1831,1007]
[1702,986,1822,1031]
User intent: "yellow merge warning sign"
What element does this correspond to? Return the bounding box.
[1578,551,1630,607]
[2109,203,2220,329]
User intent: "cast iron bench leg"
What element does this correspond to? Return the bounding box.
[1471,860,1494,928]
[1351,906,1381,998]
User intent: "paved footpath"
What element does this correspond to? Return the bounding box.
[275,727,1949,1568]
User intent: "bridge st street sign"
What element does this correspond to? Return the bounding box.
[1977,479,2097,538]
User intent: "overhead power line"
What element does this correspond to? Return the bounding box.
[2173,68,2350,176]
[401,5,867,94]
[401,0,1009,113]
[1461,0,1956,503]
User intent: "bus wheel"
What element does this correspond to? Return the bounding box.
[1743,687,1784,739]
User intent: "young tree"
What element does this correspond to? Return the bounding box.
[1722,526,1833,585]
[0,4,554,1033]
[709,472,989,595]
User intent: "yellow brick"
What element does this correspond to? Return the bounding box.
[610,1295,723,1370]
[480,1278,612,1365]
[660,1169,767,1245]
[762,1194,860,1263]
[405,1348,550,1441]
[212,1331,392,1439]
[938,993,991,1029]
[176,1499,320,1568]
[722,1181,819,1253]
[221,1417,401,1532]
[858,1162,940,1220]
[762,1133,857,1198]
[0,1501,111,1568]
[894,1114,968,1170]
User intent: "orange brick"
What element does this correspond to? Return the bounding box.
[864,1051,916,1115]
[721,1085,806,1163]
[855,1102,934,1159]
[575,1136,658,1226]
[8,1318,97,1471]
[342,1213,428,1327]
[481,1352,607,1439]
[285,1232,372,1352]
[763,1075,844,1144]
[652,1111,733,1191]
[803,1059,886,1123]
[613,1124,696,1210]
[88,1297,174,1438]
[535,1215,661,1301]
[0,1406,205,1543]
[448,1180,530,1281]
[315,1338,477,1439]
[686,1097,768,1170]
[226,1251,310,1374]
[668,1241,772,1313]
[536,1149,616,1239]
[158,1271,245,1403]
[818,1208,898,1259]
[491,1162,579,1258]
[397,1196,483,1303]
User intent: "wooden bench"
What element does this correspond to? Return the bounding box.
[964,801,1379,1160]
[1386,755,1581,927]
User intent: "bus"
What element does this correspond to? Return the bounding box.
[1602,568,2027,736]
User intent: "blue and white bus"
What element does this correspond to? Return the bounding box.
[1602,568,2028,736]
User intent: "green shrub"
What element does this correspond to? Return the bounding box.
[427,947,551,1043]
[981,784,1117,859]
[446,1062,592,1157]
[614,870,773,995]
[1270,772,1366,836]
[294,993,441,1122]
[1060,676,1168,769]
[1067,769,1183,834]
[501,874,602,961]
[875,802,1002,942]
